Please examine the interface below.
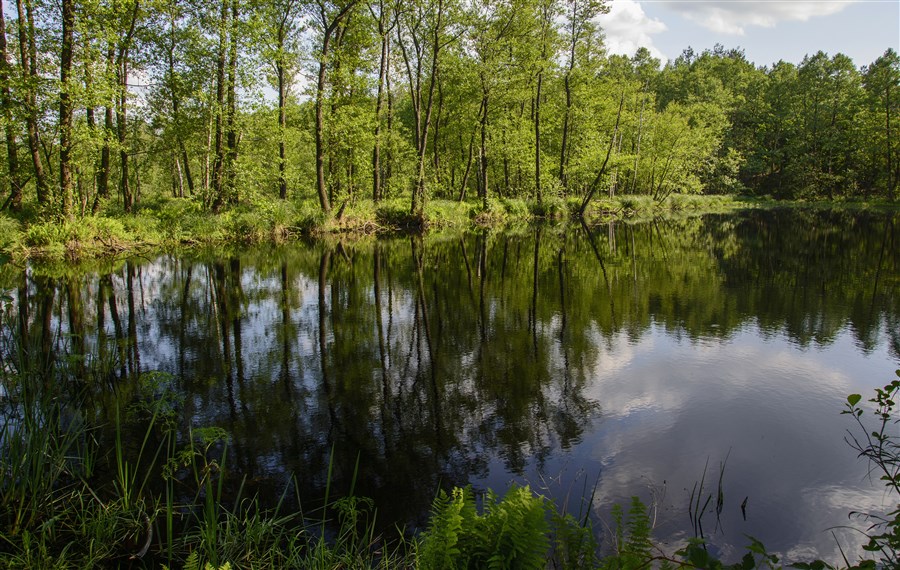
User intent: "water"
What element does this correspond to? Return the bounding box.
[1,208,897,563]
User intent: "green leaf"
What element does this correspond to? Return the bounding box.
[847,394,862,406]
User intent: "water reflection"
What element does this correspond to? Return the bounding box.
[0,209,897,560]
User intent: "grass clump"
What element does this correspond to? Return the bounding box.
[0,214,20,250]
[20,216,138,260]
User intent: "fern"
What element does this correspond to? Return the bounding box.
[483,485,549,570]
[184,550,200,570]
[624,496,652,561]
[419,487,472,570]
[419,484,550,569]
[601,497,654,570]
[549,509,600,569]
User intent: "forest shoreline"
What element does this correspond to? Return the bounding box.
[2,194,898,267]
[2,193,746,265]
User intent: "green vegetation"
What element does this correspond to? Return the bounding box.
[0,193,749,262]
[0,0,896,261]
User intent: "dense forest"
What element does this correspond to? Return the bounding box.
[0,0,897,224]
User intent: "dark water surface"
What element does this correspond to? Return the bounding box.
[2,208,898,562]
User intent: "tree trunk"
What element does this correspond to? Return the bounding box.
[314,2,359,213]
[534,68,543,205]
[93,43,115,214]
[433,77,443,185]
[458,120,478,202]
[411,0,444,218]
[118,57,131,213]
[59,0,75,220]
[0,0,23,211]
[117,1,140,214]
[211,0,228,211]
[277,55,287,199]
[479,89,489,209]
[629,97,645,194]
[578,89,625,216]
[16,0,48,206]
[168,12,194,196]
[559,70,572,190]
[224,0,239,204]
[371,2,389,202]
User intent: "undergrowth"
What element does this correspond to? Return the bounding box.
[0,194,748,262]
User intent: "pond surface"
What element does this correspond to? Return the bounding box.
[2,208,898,562]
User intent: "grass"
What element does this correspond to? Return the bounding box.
[0,193,753,263]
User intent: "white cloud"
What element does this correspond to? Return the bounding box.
[663,0,859,35]
[598,0,668,59]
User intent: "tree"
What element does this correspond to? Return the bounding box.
[530,0,560,206]
[863,48,900,200]
[59,0,75,220]
[397,0,454,217]
[15,0,50,207]
[311,0,361,213]
[0,0,24,212]
[368,0,398,202]
[260,0,303,200]
[466,0,527,207]
[558,0,607,191]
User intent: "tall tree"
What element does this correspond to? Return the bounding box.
[558,0,606,190]
[224,0,239,204]
[311,0,360,213]
[262,0,302,200]
[114,0,141,213]
[398,0,452,217]
[864,49,900,200]
[211,0,230,210]
[467,0,524,208]
[59,0,75,220]
[530,0,559,205]
[15,0,49,206]
[368,0,397,202]
[0,0,23,211]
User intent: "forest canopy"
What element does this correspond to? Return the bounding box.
[0,0,897,223]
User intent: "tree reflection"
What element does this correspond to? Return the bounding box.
[0,209,896,529]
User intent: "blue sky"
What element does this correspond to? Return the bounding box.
[598,0,900,68]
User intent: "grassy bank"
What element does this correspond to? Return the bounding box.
[0,194,747,263]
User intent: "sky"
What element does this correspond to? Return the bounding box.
[598,0,900,68]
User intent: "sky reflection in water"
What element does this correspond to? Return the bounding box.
[2,208,897,563]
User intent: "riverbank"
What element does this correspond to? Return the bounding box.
[0,194,748,264]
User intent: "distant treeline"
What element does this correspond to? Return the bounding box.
[0,0,897,221]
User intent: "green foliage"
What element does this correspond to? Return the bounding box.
[598,498,653,569]
[841,372,900,568]
[0,214,21,250]
[419,484,549,570]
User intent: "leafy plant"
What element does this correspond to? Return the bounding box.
[418,484,549,570]
[596,497,654,570]
[842,372,900,568]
